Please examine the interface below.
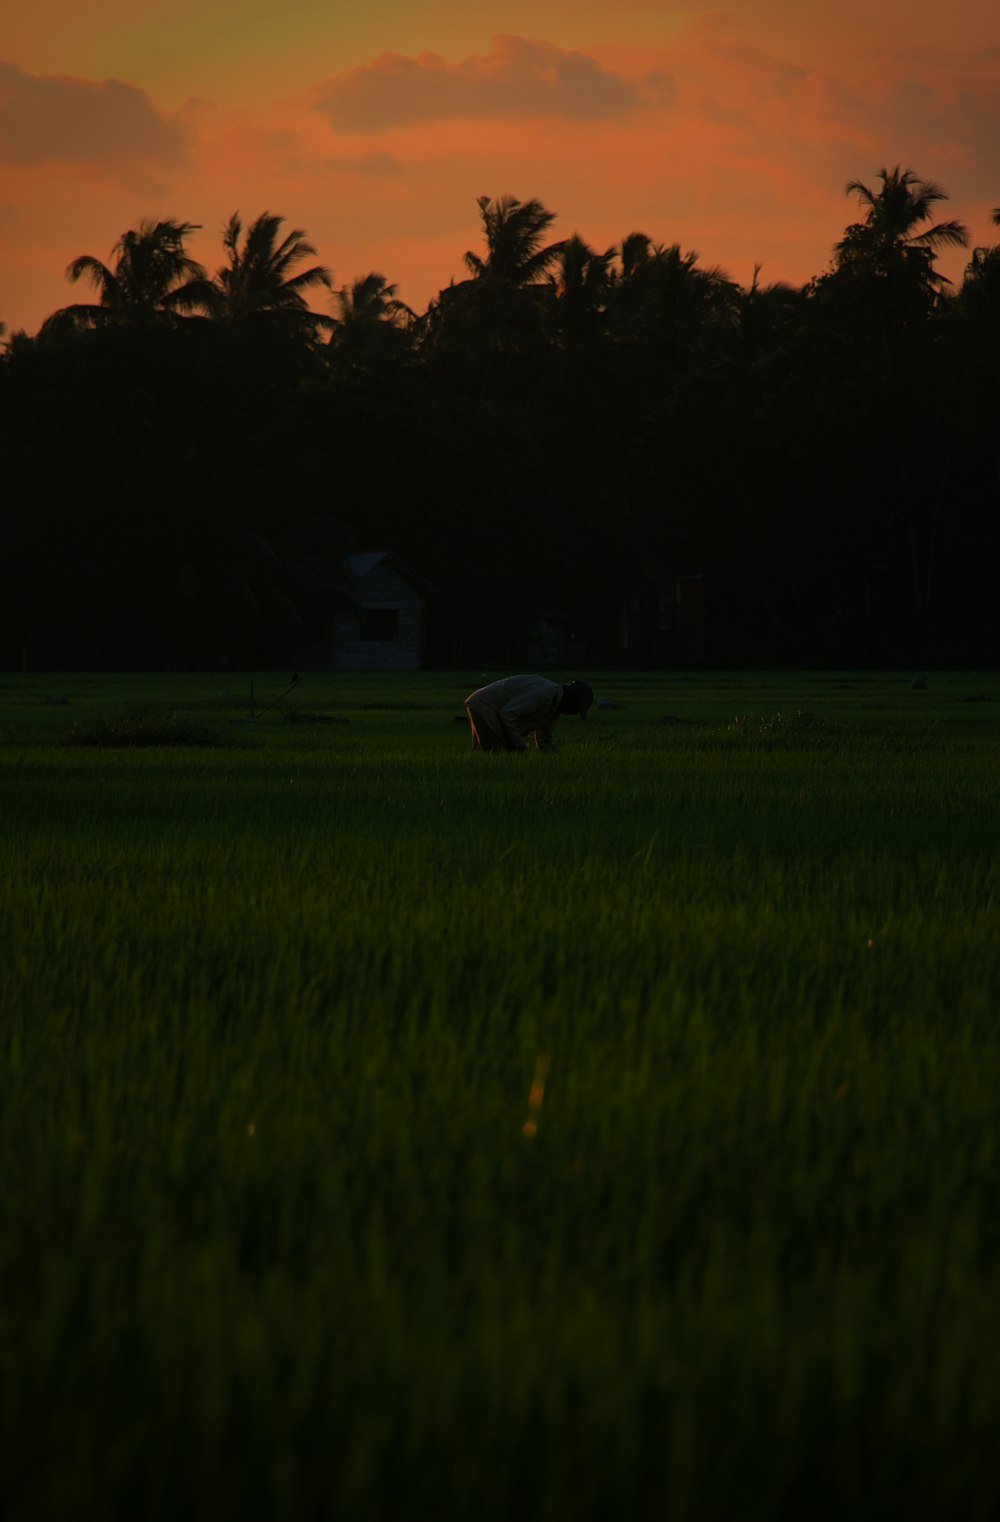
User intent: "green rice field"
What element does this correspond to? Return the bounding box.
[2,668,999,1520]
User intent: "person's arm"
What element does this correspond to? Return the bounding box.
[496,703,528,749]
[499,680,563,752]
[498,691,546,751]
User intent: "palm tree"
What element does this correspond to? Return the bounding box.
[819,169,969,636]
[829,165,969,325]
[607,234,736,361]
[958,205,1000,331]
[329,272,413,363]
[533,234,619,425]
[421,194,564,386]
[42,218,208,332]
[206,212,334,335]
[463,194,565,286]
[552,234,615,346]
[544,233,618,413]
[736,264,804,355]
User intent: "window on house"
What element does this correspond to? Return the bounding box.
[360,608,399,641]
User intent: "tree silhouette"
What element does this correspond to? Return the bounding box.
[8,171,1000,671]
[205,212,334,335]
[541,234,619,436]
[464,194,565,286]
[810,169,970,638]
[422,194,565,392]
[607,235,736,366]
[42,218,208,332]
[552,234,615,347]
[957,207,1000,374]
[825,165,969,327]
[329,272,413,365]
[737,266,802,346]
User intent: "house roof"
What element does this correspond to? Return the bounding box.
[347,552,386,580]
[346,552,436,594]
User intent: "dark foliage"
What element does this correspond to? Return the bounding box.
[2,181,998,670]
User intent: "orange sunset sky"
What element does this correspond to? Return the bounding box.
[2,0,1000,336]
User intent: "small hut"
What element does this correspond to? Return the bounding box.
[330,552,434,670]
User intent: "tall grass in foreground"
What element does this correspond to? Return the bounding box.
[1,672,999,1519]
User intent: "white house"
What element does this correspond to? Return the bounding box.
[327,552,434,670]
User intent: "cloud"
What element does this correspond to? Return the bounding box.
[0,60,190,170]
[325,149,403,177]
[314,35,672,131]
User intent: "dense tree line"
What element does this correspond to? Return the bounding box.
[2,170,999,669]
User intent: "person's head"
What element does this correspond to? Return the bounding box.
[560,679,595,720]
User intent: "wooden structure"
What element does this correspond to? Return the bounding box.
[329,552,434,671]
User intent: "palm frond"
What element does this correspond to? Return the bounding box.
[39,304,108,335]
[282,265,333,297]
[617,232,653,280]
[844,178,875,206]
[911,219,970,251]
[66,255,117,297]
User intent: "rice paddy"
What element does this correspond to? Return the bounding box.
[2,669,999,1520]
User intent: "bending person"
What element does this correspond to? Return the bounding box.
[465,675,594,752]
